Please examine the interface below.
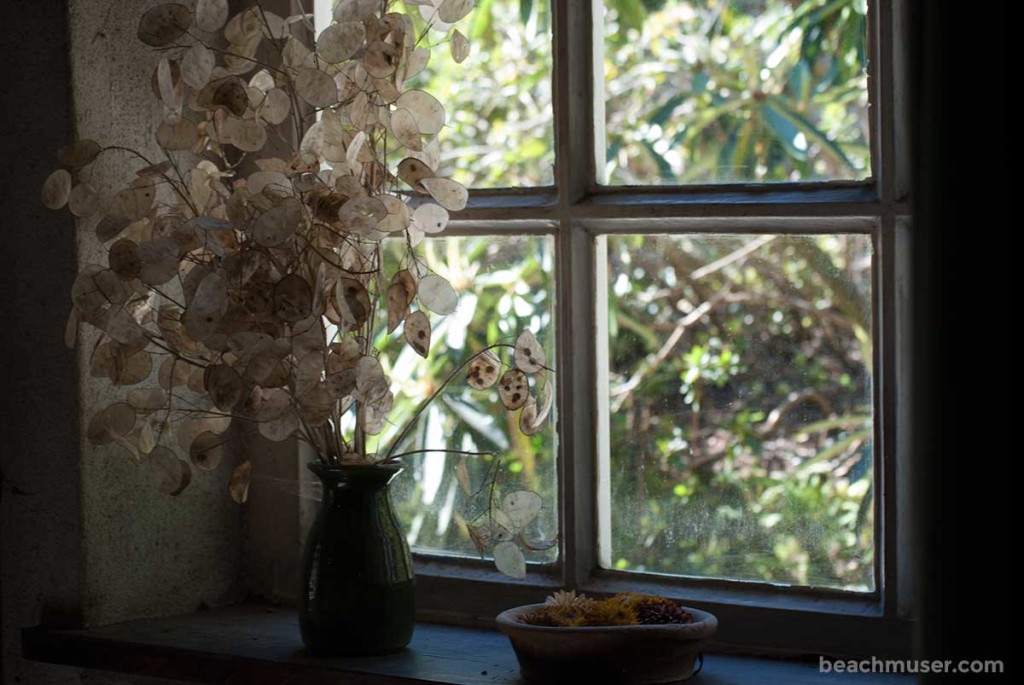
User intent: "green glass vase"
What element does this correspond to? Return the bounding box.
[299,462,416,656]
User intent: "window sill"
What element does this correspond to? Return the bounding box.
[23,604,911,685]
[410,562,913,659]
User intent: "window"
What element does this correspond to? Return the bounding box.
[311,0,911,657]
[308,1,561,569]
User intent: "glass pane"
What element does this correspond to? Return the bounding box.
[602,0,870,185]
[602,234,874,591]
[376,235,558,564]
[401,0,555,188]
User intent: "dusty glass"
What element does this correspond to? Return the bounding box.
[602,233,874,590]
[602,0,870,184]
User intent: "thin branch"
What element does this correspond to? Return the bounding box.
[759,389,834,436]
[610,293,725,413]
[142,334,208,369]
[690,234,775,281]
[143,283,186,309]
[383,448,495,463]
[178,33,288,76]
[383,342,515,460]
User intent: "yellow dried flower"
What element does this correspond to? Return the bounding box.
[607,592,646,608]
[519,610,557,626]
[520,600,587,627]
[518,591,691,627]
[582,600,638,626]
[547,605,584,627]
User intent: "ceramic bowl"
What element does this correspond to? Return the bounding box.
[495,603,718,684]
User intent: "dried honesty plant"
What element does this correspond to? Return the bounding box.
[43,0,554,571]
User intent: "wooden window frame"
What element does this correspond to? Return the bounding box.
[299,0,914,658]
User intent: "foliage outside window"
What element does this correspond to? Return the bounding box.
[602,233,874,590]
[603,0,870,184]
[325,0,881,598]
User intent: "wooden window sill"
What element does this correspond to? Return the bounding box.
[23,604,911,684]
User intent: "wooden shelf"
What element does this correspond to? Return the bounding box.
[23,604,911,684]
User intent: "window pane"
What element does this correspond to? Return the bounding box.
[377,235,558,564]
[601,234,874,591]
[602,0,870,185]
[402,0,555,188]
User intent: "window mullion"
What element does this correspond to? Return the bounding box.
[892,215,914,619]
[555,223,600,589]
[552,0,598,204]
[876,0,910,618]
[888,0,913,201]
[552,0,601,589]
[874,0,895,204]
[878,212,904,618]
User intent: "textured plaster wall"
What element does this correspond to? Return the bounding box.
[2,1,243,683]
[64,0,307,614]
[68,0,242,628]
[241,435,307,604]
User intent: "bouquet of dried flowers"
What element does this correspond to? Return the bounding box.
[42,0,553,576]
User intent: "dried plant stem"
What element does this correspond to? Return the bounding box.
[354,406,366,458]
[94,145,195,213]
[384,448,495,463]
[142,334,207,369]
[143,284,185,309]
[384,342,515,460]
[178,34,288,77]
[252,1,305,146]
[97,145,156,167]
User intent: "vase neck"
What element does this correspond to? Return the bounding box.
[308,462,402,494]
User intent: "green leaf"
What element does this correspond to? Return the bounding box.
[675,98,749,148]
[797,415,872,437]
[799,429,871,472]
[614,308,661,351]
[470,0,496,45]
[842,13,868,71]
[855,481,873,532]
[649,94,686,128]
[787,59,813,105]
[765,96,855,170]
[815,56,841,92]
[611,0,645,33]
[519,0,533,26]
[761,102,808,161]
[716,125,738,180]
[732,119,755,176]
[691,70,709,96]
[442,395,510,450]
[786,0,852,36]
[640,140,675,181]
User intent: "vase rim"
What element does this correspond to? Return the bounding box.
[307,460,403,483]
